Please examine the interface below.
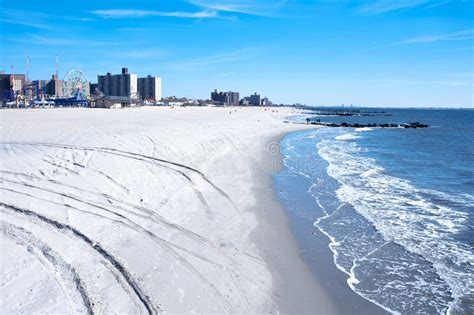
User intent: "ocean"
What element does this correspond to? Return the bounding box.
[274,108,473,314]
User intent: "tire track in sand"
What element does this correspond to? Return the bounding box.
[0,202,160,315]
[0,185,235,314]
[0,222,95,315]
[1,142,239,213]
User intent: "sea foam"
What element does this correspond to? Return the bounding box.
[316,131,473,314]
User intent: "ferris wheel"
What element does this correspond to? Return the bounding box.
[63,69,90,100]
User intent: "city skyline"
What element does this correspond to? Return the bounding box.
[0,0,473,108]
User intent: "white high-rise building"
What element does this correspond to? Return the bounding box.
[138,75,162,102]
[98,68,138,98]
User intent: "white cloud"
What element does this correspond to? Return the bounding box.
[0,18,51,30]
[0,9,95,29]
[15,35,128,47]
[356,0,457,14]
[189,1,278,17]
[0,9,52,29]
[167,47,263,70]
[392,29,474,45]
[91,9,218,19]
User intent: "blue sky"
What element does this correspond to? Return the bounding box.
[0,0,472,107]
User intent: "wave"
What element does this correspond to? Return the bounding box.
[355,127,373,132]
[360,168,384,178]
[335,134,360,141]
[316,131,474,314]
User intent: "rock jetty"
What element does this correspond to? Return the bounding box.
[306,120,429,129]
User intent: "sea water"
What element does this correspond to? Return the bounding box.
[274,108,473,314]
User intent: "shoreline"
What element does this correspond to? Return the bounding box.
[249,131,337,313]
[252,130,388,314]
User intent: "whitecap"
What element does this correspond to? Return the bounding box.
[335,134,360,141]
[355,127,373,132]
[361,168,383,178]
[316,135,473,314]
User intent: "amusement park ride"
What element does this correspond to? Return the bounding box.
[55,69,90,106]
[3,60,91,108]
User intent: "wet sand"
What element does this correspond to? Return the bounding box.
[250,132,388,314]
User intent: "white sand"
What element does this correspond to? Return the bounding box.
[0,106,334,314]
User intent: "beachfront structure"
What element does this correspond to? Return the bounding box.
[227,91,240,105]
[29,75,63,99]
[0,73,26,94]
[211,89,239,105]
[0,73,26,105]
[62,69,90,100]
[45,74,63,98]
[211,90,225,103]
[98,68,138,98]
[249,93,261,106]
[138,75,162,102]
[1,73,63,101]
[261,97,272,106]
[91,95,138,108]
[32,79,48,99]
[90,83,99,95]
[240,93,263,106]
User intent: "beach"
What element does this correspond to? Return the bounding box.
[0,106,385,314]
[0,106,308,314]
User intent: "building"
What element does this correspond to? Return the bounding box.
[45,74,63,98]
[98,68,138,98]
[225,91,239,105]
[211,89,226,103]
[138,75,162,102]
[0,73,26,94]
[248,93,261,106]
[261,97,272,106]
[32,80,48,99]
[211,89,239,105]
[91,95,137,108]
[89,83,99,96]
[240,93,262,106]
[240,98,250,106]
[0,73,26,105]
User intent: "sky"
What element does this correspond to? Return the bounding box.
[0,0,473,107]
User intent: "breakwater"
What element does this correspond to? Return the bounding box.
[307,120,429,128]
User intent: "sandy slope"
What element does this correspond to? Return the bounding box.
[0,106,332,314]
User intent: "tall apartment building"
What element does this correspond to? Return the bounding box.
[45,74,63,97]
[98,68,138,98]
[138,75,162,101]
[240,93,263,106]
[211,89,239,105]
[249,93,261,106]
[225,91,239,105]
[211,89,225,103]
